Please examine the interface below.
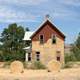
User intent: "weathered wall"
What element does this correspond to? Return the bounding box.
[31,24,65,66]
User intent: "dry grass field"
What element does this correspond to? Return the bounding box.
[0,68,80,80]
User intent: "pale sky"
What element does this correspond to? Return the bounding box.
[0,0,80,43]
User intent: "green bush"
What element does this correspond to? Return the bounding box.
[65,53,76,63]
[2,50,25,62]
[23,61,28,68]
[33,61,46,69]
[64,62,73,68]
[24,61,46,69]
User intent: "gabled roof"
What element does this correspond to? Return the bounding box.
[23,31,34,40]
[30,19,65,39]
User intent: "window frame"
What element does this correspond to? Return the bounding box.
[51,34,56,44]
[56,51,61,62]
[28,53,31,61]
[36,52,40,61]
[39,34,44,44]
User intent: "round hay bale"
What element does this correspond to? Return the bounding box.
[47,60,61,72]
[10,61,24,73]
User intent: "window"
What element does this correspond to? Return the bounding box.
[28,53,31,61]
[56,51,61,61]
[39,35,44,44]
[36,52,40,61]
[57,56,60,61]
[52,34,56,44]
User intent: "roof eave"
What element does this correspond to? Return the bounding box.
[31,19,65,40]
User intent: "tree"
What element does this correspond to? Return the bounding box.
[25,27,30,31]
[0,23,25,61]
[71,32,80,61]
[65,52,76,63]
[75,32,80,49]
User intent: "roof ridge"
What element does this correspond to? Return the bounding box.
[31,19,65,39]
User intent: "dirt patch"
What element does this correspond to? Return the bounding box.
[0,68,80,80]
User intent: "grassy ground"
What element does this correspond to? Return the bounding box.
[0,68,80,80]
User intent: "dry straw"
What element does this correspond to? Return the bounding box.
[47,60,61,72]
[10,61,24,74]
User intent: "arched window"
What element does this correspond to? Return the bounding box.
[52,34,56,44]
[39,34,44,44]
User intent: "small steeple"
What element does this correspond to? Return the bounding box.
[45,14,50,20]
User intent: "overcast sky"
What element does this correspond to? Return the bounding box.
[0,0,80,43]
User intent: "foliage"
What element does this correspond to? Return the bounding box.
[2,51,25,61]
[65,53,76,63]
[25,27,30,31]
[64,61,80,68]
[71,32,80,61]
[24,61,46,69]
[64,32,80,68]
[75,32,80,49]
[33,61,46,69]
[1,23,25,51]
[64,62,73,68]
[0,23,25,61]
[71,45,80,61]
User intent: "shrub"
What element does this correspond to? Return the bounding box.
[2,50,25,62]
[64,62,73,68]
[23,61,46,69]
[23,61,28,68]
[33,61,46,69]
[65,53,76,63]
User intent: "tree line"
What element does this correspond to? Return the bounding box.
[65,33,80,63]
[0,23,30,61]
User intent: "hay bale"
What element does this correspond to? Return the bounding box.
[10,61,24,73]
[47,60,61,72]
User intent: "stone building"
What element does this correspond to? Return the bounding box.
[23,18,65,66]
